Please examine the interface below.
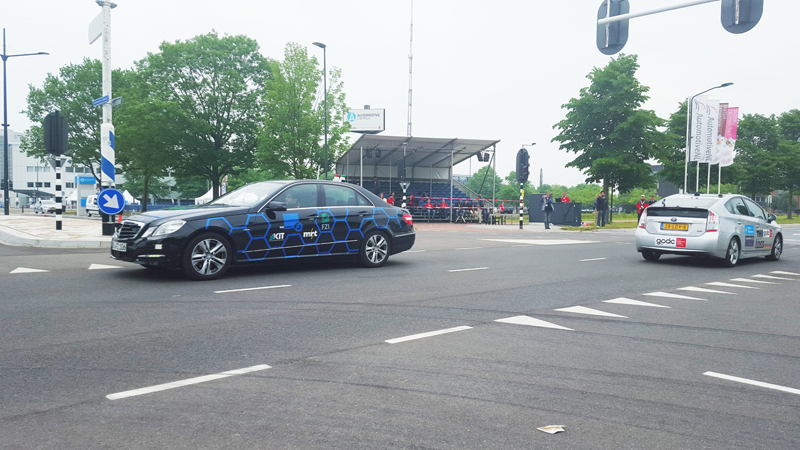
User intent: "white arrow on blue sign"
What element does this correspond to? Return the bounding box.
[97,188,125,215]
[93,95,110,107]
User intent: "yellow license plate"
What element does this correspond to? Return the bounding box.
[661,223,689,231]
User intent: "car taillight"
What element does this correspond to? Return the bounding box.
[402,213,413,226]
[638,209,647,228]
[706,210,719,232]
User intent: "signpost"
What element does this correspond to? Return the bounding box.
[97,188,125,216]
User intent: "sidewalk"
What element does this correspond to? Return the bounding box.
[0,212,111,248]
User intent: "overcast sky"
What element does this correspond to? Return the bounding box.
[3,0,798,188]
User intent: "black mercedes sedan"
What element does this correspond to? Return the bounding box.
[111,180,416,280]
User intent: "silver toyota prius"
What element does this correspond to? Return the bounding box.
[635,193,783,267]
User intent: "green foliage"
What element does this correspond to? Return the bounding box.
[118,175,172,203]
[466,166,503,199]
[735,114,783,197]
[258,42,350,180]
[552,54,667,195]
[226,168,278,191]
[137,32,271,200]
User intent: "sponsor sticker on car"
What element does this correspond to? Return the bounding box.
[676,238,686,248]
[656,238,676,246]
[745,236,755,247]
[745,225,755,235]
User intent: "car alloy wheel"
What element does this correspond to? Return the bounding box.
[182,233,231,280]
[767,235,782,261]
[723,237,739,267]
[360,232,390,268]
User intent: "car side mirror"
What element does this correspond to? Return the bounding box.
[767,213,777,223]
[267,201,286,212]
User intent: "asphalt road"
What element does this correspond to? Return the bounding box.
[1,224,800,449]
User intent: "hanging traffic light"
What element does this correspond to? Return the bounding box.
[596,0,630,55]
[516,148,530,184]
[721,0,763,34]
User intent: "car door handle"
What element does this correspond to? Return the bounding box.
[357,211,369,216]
[736,221,743,225]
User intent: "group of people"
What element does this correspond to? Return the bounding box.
[593,192,658,227]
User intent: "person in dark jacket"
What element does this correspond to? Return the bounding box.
[596,191,608,227]
[540,192,555,229]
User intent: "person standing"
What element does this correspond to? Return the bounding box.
[476,195,484,224]
[541,192,554,229]
[387,193,395,206]
[372,177,380,194]
[649,195,657,205]
[636,194,649,222]
[596,191,608,227]
[561,192,570,203]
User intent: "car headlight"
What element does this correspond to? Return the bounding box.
[143,219,186,238]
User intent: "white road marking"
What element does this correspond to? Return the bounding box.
[678,286,736,295]
[643,291,706,301]
[385,326,472,344]
[704,372,800,396]
[511,245,534,248]
[602,298,670,308]
[707,282,758,289]
[455,247,483,250]
[752,274,794,281]
[482,239,599,246]
[10,267,49,274]
[555,306,627,318]
[405,250,426,253]
[89,263,123,270]
[448,267,489,273]
[107,364,271,400]
[495,316,573,331]
[579,257,607,262]
[215,285,291,294]
[730,278,777,285]
[772,271,800,276]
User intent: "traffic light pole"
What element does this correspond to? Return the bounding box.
[519,183,524,230]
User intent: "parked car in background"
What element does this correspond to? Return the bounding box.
[34,199,58,214]
[635,193,783,267]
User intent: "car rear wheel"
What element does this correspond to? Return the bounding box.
[641,250,661,261]
[359,231,390,268]
[181,233,232,280]
[766,234,782,261]
[722,237,740,267]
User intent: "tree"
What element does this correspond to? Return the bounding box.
[466,165,503,200]
[258,42,349,180]
[495,171,533,204]
[552,54,666,199]
[136,32,271,200]
[118,174,172,204]
[21,58,122,181]
[777,110,800,218]
[735,114,782,198]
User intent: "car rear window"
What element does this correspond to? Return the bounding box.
[646,207,708,218]
[657,197,718,208]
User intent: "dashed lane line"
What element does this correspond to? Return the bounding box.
[481,239,600,246]
[602,298,670,308]
[215,285,292,294]
[385,326,472,344]
[89,264,123,270]
[730,278,778,285]
[643,292,706,301]
[704,372,800,396]
[455,247,483,250]
[495,316,573,331]
[707,282,758,289]
[579,257,607,262]
[554,306,627,318]
[677,286,736,295]
[771,271,800,276]
[752,274,795,281]
[107,364,271,400]
[448,267,489,273]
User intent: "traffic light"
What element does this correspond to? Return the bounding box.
[43,111,69,156]
[516,148,530,184]
[397,157,406,180]
[721,0,763,34]
[596,0,630,55]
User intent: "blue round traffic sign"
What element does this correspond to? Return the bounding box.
[97,188,125,215]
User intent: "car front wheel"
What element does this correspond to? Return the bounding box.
[181,233,232,280]
[766,234,782,261]
[722,237,740,267]
[359,231,390,268]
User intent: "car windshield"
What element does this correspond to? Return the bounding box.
[208,182,285,207]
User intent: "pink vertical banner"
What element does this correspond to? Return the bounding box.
[719,107,739,167]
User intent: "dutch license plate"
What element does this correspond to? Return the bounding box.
[112,241,127,252]
[661,223,689,231]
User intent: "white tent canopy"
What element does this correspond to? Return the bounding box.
[195,188,213,205]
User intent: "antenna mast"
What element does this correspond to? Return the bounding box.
[406,0,413,137]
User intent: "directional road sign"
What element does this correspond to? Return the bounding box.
[97,188,125,215]
[93,95,110,107]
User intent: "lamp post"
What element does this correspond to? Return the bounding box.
[312,42,328,180]
[2,28,48,215]
[683,82,733,194]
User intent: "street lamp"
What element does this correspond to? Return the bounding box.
[2,28,48,215]
[312,42,328,180]
[683,82,733,194]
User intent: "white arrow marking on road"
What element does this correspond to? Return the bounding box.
[678,286,736,295]
[603,298,670,308]
[385,326,472,344]
[102,193,120,210]
[771,271,800,276]
[89,264,123,270]
[494,315,573,331]
[704,371,800,396]
[107,364,271,400]
[707,282,758,289]
[10,267,49,274]
[730,278,777,285]
[752,274,794,281]
[555,306,627,318]
[643,291,706,301]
